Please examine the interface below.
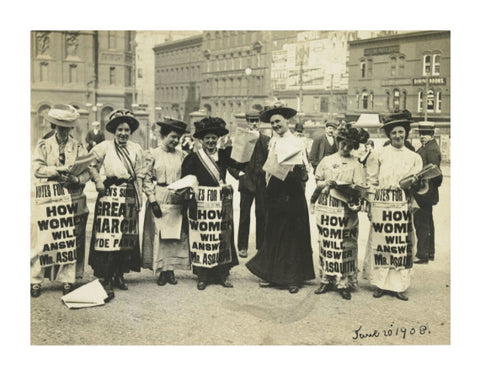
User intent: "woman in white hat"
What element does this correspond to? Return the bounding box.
[246,103,315,294]
[181,117,241,290]
[312,123,369,300]
[88,109,145,301]
[31,104,91,297]
[363,110,423,301]
[142,118,191,286]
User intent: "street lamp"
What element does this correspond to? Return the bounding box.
[245,67,252,113]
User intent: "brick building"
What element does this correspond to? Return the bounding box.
[31,31,140,149]
[153,35,203,126]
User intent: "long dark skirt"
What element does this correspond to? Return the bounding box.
[88,181,141,279]
[246,173,315,285]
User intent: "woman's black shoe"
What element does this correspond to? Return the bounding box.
[340,288,351,300]
[166,271,178,285]
[31,284,42,298]
[157,272,167,286]
[373,288,385,298]
[197,281,206,290]
[62,283,73,295]
[288,285,299,294]
[114,275,128,290]
[314,283,329,295]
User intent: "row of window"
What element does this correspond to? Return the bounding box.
[206,53,264,72]
[157,85,201,101]
[355,88,443,113]
[157,65,202,83]
[157,47,200,62]
[204,31,259,49]
[360,53,442,78]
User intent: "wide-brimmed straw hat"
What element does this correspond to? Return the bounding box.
[245,110,261,120]
[47,104,79,128]
[193,117,229,139]
[156,117,188,134]
[416,121,435,133]
[259,102,297,123]
[105,109,139,134]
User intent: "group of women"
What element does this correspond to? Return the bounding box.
[31,103,423,303]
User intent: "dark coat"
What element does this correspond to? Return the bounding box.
[309,134,337,170]
[414,138,442,207]
[181,147,241,186]
[238,133,270,193]
[85,130,105,152]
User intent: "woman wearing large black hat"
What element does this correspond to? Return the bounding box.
[142,118,191,286]
[88,109,144,301]
[181,117,241,290]
[363,109,423,301]
[246,103,315,294]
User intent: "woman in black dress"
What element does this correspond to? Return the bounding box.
[181,117,240,290]
[246,104,315,293]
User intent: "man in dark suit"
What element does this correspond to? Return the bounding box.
[85,121,105,152]
[309,121,338,172]
[413,122,443,264]
[237,110,270,258]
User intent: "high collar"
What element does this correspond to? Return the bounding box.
[159,142,176,153]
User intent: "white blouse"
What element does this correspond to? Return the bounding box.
[366,145,422,189]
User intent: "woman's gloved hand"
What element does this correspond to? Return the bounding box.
[151,201,163,218]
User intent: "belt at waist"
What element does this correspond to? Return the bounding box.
[157,182,168,187]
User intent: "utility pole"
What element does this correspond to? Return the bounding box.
[424,71,429,121]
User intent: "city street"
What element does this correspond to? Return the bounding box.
[30,163,451,345]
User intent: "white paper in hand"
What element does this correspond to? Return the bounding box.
[231,127,260,163]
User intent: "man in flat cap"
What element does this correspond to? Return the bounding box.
[413,121,443,264]
[309,121,338,172]
[236,110,270,258]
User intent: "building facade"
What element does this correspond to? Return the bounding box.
[200,31,272,130]
[31,31,138,149]
[347,30,451,124]
[136,31,202,124]
[153,35,203,127]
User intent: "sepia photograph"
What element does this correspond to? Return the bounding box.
[6,1,476,373]
[29,28,451,346]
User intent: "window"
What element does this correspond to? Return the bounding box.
[398,56,405,76]
[386,91,390,110]
[402,90,407,110]
[390,57,397,76]
[393,89,400,111]
[68,64,77,83]
[362,90,369,109]
[109,67,116,85]
[427,89,435,112]
[313,96,320,112]
[137,68,143,79]
[423,55,431,76]
[320,97,329,113]
[40,62,48,82]
[418,91,423,112]
[436,91,442,112]
[360,61,366,78]
[433,54,441,76]
[370,92,374,109]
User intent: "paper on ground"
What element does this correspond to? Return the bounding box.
[61,279,108,309]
